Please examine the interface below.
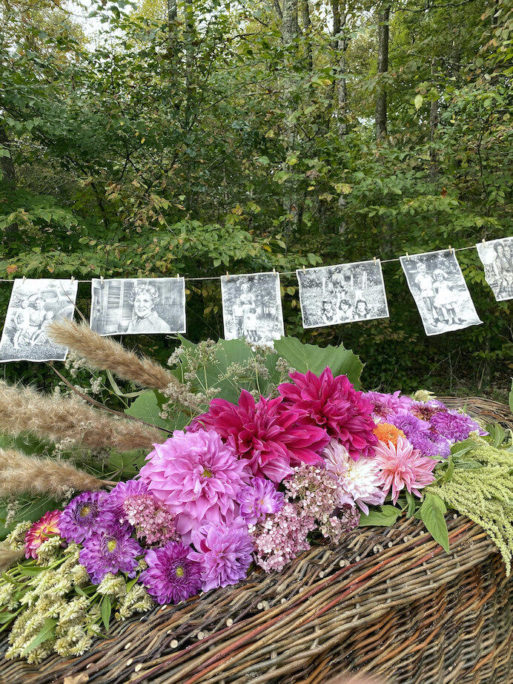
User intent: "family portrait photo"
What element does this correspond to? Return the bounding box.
[296,260,389,328]
[476,237,513,302]
[0,279,78,362]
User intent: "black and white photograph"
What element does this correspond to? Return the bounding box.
[400,249,482,336]
[221,272,284,346]
[476,237,513,301]
[90,278,186,336]
[296,260,389,328]
[0,279,78,362]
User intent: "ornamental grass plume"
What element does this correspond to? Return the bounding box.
[0,546,24,572]
[428,435,513,575]
[0,382,162,451]
[48,320,174,392]
[0,448,107,499]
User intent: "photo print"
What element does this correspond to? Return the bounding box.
[476,237,513,301]
[0,279,78,362]
[90,278,186,336]
[221,272,284,346]
[296,260,389,328]
[400,249,482,336]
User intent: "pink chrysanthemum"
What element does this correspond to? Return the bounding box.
[373,436,437,504]
[193,390,329,483]
[323,441,385,514]
[141,542,203,605]
[140,430,250,540]
[189,518,254,591]
[25,510,61,560]
[362,390,413,420]
[278,369,377,460]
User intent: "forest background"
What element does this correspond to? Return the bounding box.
[1,0,512,397]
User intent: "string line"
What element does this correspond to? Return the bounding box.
[0,244,481,283]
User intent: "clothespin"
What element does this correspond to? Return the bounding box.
[405,252,410,260]
[226,271,230,280]
[100,276,105,288]
[22,275,26,282]
[71,275,75,282]
[373,256,377,264]
[272,267,276,275]
[302,265,306,271]
[448,245,454,254]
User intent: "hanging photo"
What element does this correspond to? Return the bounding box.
[90,278,186,336]
[400,249,482,336]
[476,237,513,301]
[221,272,284,346]
[0,279,78,362]
[296,260,389,328]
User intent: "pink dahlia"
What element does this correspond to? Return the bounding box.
[189,518,254,591]
[278,369,377,460]
[237,477,284,525]
[373,436,437,505]
[25,510,61,560]
[193,390,329,482]
[139,429,250,540]
[362,390,413,420]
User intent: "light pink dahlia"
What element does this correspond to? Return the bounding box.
[323,440,385,515]
[373,436,436,505]
[139,429,250,540]
[193,390,329,483]
[278,369,377,460]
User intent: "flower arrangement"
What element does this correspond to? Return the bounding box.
[0,325,509,665]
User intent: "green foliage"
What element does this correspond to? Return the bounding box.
[1,0,512,395]
[419,492,450,554]
[359,505,402,527]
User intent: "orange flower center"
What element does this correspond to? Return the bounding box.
[373,423,405,446]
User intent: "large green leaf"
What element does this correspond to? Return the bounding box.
[125,390,190,431]
[273,337,363,388]
[420,492,450,553]
[359,505,402,527]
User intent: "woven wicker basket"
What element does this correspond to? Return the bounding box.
[1,396,512,684]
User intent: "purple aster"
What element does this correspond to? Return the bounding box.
[430,410,487,442]
[140,542,202,604]
[389,413,451,458]
[79,524,142,584]
[237,478,284,525]
[106,479,149,518]
[59,491,115,544]
[189,519,253,592]
[409,400,446,422]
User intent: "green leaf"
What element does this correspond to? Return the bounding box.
[22,618,56,656]
[101,596,111,631]
[405,491,417,517]
[359,505,402,527]
[125,391,171,430]
[420,493,450,553]
[414,94,424,110]
[273,337,363,388]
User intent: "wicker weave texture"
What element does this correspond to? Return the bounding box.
[0,396,512,684]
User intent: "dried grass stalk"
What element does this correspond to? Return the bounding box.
[0,547,23,572]
[48,320,175,391]
[0,383,162,452]
[0,449,108,498]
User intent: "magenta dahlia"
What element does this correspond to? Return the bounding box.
[189,519,254,591]
[193,390,329,482]
[278,369,377,460]
[141,542,203,604]
[25,510,61,560]
[140,429,250,540]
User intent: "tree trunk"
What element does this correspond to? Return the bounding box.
[331,0,348,137]
[281,0,299,234]
[300,0,313,72]
[375,5,390,141]
[0,124,16,190]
